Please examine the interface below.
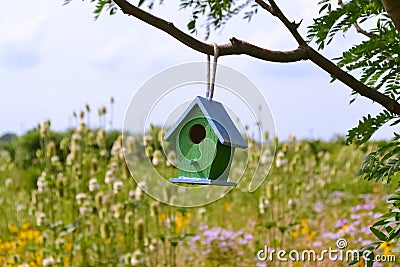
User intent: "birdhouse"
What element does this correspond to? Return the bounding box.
[164,96,247,186]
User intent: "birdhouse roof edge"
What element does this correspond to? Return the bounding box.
[164,96,247,148]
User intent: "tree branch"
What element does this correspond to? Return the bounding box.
[112,0,307,62]
[112,0,400,115]
[255,0,306,45]
[255,0,400,115]
[337,0,375,39]
[381,0,400,32]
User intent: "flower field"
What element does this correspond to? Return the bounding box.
[0,107,399,267]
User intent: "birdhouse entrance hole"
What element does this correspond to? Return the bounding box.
[189,124,206,144]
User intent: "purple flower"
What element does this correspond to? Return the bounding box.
[239,239,248,245]
[313,201,325,212]
[350,204,375,212]
[361,240,372,246]
[335,219,348,228]
[350,214,361,220]
[201,249,211,256]
[321,232,341,240]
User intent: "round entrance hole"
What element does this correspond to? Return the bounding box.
[189,124,206,144]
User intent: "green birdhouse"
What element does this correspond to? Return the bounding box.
[164,96,247,186]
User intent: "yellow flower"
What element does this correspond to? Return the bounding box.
[17,238,26,248]
[358,257,365,267]
[307,231,317,241]
[9,225,18,234]
[300,218,309,235]
[292,231,299,238]
[175,211,191,234]
[158,213,166,223]
[64,242,73,251]
[35,255,42,265]
[379,241,394,256]
[224,202,232,212]
[22,222,31,230]
[63,257,70,265]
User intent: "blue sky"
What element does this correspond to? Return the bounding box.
[0,0,395,140]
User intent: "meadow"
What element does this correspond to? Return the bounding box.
[0,106,398,267]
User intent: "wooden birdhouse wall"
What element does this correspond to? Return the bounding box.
[176,105,233,180]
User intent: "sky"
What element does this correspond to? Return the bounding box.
[0,0,396,141]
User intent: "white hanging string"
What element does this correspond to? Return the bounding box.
[206,43,219,100]
[206,54,211,98]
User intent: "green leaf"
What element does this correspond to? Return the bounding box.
[187,20,196,31]
[370,227,387,241]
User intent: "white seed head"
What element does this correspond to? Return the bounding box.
[113,180,124,194]
[89,177,100,192]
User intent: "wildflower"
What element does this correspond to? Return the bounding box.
[150,202,159,217]
[79,200,92,216]
[288,198,299,210]
[152,150,164,166]
[104,170,116,184]
[128,190,135,202]
[36,212,46,227]
[313,200,325,212]
[149,238,157,252]
[146,146,154,158]
[125,136,136,154]
[166,151,177,167]
[135,219,145,244]
[42,256,55,266]
[266,182,275,200]
[100,222,110,239]
[334,219,348,229]
[90,158,99,174]
[198,207,207,216]
[75,193,88,205]
[113,180,124,194]
[96,129,106,147]
[71,133,82,145]
[37,173,47,193]
[77,121,85,132]
[5,177,12,187]
[98,106,106,116]
[40,120,50,138]
[21,222,30,230]
[379,241,394,256]
[113,203,124,219]
[89,178,100,192]
[143,135,153,146]
[56,173,65,197]
[260,149,273,164]
[275,151,288,168]
[31,190,38,205]
[125,211,134,224]
[122,253,132,265]
[111,136,122,158]
[131,250,144,266]
[9,225,18,234]
[55,237,65,250]
[135,186,144,202]
[103,194,112,211]
[300,219,309,235]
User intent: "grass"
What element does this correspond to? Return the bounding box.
[0,114,398,267]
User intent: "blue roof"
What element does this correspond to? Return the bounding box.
[164,96,247,149]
